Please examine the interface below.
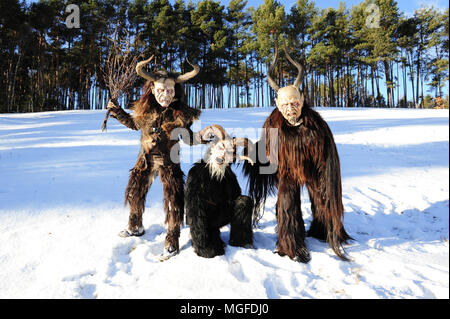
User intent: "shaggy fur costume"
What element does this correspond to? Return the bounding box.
[109,80,200,254]
[185,137,254,258]
[244,104,352,262]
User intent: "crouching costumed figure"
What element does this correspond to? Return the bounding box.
[244,45,352,263]
[107,56,207,259]
[185,125,254,258]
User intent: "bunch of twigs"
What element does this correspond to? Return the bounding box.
[101,29,139,132]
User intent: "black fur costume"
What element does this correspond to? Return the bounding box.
[185,130,254,258]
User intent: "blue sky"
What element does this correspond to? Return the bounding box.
[25,0,449,15]
[211,0,449,14]
[246,0,448,13]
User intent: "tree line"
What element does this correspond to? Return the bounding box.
[0,0,448,113]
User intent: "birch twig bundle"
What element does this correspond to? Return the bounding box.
[101,29,139,132]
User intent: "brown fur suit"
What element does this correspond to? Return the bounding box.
[242,44,352,263]
[109,81,200,255]
[243,105,352,262]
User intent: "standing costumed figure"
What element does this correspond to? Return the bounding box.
[243,45,352,263]
[107,56,208,260]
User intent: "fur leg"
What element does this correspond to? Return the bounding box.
[306,187,327,241]
[160,163,185,253]
[189,217,209,257]
[275,178,310,263]
[306,184,352,261]
[193,227,225,258]
[187,204,225,258]
[122,155,157,237]
[229,195,254,248]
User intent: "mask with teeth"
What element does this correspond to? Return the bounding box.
[267,43,305,126]
[200,125,254,181]
[151,78,176,108]
[135,55,200,108]
[206,139,235,181]
[275,86,305,126]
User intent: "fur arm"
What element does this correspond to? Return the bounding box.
[242,139,278,223]
[226,168,242,201]
[242,109,283,222]
[179,127,201,146]
[243,110,280,216]
[322,121,351,259]
[165,105,202,145]
[242,110,279,222]
[108,102,139,130]
[182,107,202,146]
[184,165,211,246]
[307,108,352,260]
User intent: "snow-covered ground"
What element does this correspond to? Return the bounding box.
[0,106,448,299]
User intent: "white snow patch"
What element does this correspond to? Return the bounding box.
[0,107,448,299]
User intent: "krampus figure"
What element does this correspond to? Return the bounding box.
[107,56,210,260]
[243,45,352,263]
[185,125,254,258]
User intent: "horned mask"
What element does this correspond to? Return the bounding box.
[136,56,200,107]
[267,45,305,126]
[198,125,254,180]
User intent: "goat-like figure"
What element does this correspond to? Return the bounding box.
[185,125,254,258]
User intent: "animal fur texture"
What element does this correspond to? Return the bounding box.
[185,130,254,258]
[185,163,253,258]
[110,80,201,254]
[244,103,352,262]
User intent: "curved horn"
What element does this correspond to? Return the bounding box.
[267,46,280,92]
[197,124,229,142]
[175,58,200,83]
[233,137,251,149]
[233,137,255,165]
[136,55,159,81]
[283,43,304,89]
[209,124,228,140]
[238,155,254,166]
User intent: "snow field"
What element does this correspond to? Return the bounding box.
[0,106,448,298]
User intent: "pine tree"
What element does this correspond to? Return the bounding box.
[226,0,251,108]
[425,8,448,98]
[190,0,227,108]
[0,0,446,113]
[287,0,317,103]
[251,0,286,106]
